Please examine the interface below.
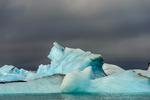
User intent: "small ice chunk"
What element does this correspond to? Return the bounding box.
[0,65,20,74]
[0,65,27,82]
[102,63,125,75]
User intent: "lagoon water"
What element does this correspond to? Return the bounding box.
[0,93,150,100]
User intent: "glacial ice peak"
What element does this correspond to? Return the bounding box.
[48,42,64,60]
[41,42,105,78]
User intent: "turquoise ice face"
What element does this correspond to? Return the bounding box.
[0,42,106,82]
[43,42,105,78]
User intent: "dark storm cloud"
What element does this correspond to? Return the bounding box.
[0,0,150,70]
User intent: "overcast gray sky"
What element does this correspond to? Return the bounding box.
[0,0,150,70]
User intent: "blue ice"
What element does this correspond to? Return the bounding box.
[60,66,150,93]
[0,65,20,74]
[39,42,105,78]
[0,42,150,94]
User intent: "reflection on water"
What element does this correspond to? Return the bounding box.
[0,93,150,100]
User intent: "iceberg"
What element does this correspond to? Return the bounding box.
[0,42,105,82]
[0,42,150,94]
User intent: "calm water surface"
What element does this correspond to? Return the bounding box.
[0,93,150,100]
